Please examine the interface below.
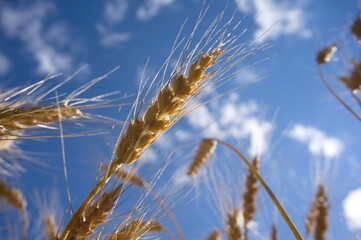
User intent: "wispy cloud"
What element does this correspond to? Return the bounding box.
[103,0,128,25]
[137,0,175,21]
[0,53,11,75]
[288,124,344,159]
[187,93,274,156]
[97,0,131,48]
[343,188,361,230]
[0,2,77,75]
[235,0,311,42]
[96,24,132,48]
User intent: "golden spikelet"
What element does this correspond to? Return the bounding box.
[114,46,222,165]
[0,104,83,132]
[271,224,277,240]
[110,220,163,240]
[227,209,242,240]
[67,185,122,239]
[316,44,337,64]
[187,138,217,177]
[243,156,260,229]
[206,229,221,240]
[44,215,58,240]
[305,184,329,240]
[0,181,28,238]
[339,60,361,94]
[351,14,361,41]
[314,185,329,240]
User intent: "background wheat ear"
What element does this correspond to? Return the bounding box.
[187,138,217,177]
[226,209,242,240]
[242,156,260,240]
[0,181,28,239]
[351,14,361,41]
[206,229,222,240]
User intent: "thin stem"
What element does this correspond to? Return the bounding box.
[214,139,303,240]
[317,65,361,121]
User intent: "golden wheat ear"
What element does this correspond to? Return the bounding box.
[66,185,122,239]
[109,220,164,240]
[226,209,242,240]
[351,14,361,41]
[243,156,260,240]
[206,229,222,240]
[316,44,337,65]
[187,138,217,177]
[313,185,329,240]
[0,181,28,239]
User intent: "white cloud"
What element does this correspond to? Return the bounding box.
[0,53,11,75]
[187,93,273,156]
[343,188,361,230]
[137,0,174,21]
[96,24,132,47]
[103,0,128,25]
[288,124,344,159]
[0,2,76,75]
[235,0,311,42]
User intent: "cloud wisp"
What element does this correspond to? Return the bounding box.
[288,124,344,159]
[0,2,77,75]
[235,0,311,42]
[137,0,175,21]
[343,188,361,231]
[186,93,274,157]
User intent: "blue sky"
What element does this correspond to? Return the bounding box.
[1,0,361,239]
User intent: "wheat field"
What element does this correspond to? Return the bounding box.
[0,0,360,239]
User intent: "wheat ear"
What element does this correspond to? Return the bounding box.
[227,209,242,240]
[44,215,58,240]
[313,185,329,240]
[101,164,145,187]
[316,44,337,65]
[206,229,222,240]
[351,14,361,41]
[271,224,277,240]
[109,220,163,240]
[67,185,122,239]
[187,139,217,177]
[0,104,83,131]
[243,156,260,239]
[114,45,222,165]
[0,181,28,239]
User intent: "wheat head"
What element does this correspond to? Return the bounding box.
[187,138,217,177]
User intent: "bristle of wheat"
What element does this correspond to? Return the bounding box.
[114,46,222,166]
[314,185,329,240]
[206,229,221,240]
[227,209,242,240]
[102,164,145,187]
[44,215,58,240]
[339,60,361,94]
[316,44,337,64]
[0,105,83,131]
[271,224,277,240]
[110,220,163,240]
[243,156,260,228]
[67,185,122,239]
[351,14,361,41]
[187,139,217,177]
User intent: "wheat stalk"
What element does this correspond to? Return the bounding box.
[187,138,217,177]
[271,224,277,240]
